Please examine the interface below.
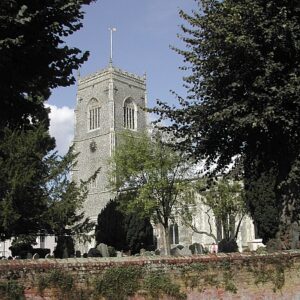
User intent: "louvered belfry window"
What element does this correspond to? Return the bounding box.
[123,98,136,130]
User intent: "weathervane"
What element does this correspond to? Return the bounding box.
[108,27,117,66]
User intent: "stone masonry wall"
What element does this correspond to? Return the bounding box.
[1,251,300,299]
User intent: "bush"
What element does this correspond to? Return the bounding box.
[143,271,186,300]
[218,239,238,253]
[53,236,74,258]
[32,248,50,258]
[0,281,24,300]
[94,266,141,300]
[87,248,101,257]
[37,269,74,295]
[9,243,33,259]
[107,246,116,257]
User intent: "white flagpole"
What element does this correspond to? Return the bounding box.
[108,27,116,65]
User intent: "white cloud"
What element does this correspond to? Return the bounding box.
[47,104,74,155]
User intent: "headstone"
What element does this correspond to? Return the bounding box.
[179,246,192,256]
[154,249,160,256]
[97,243,109,257]
[45,254,51,259]
[26,252,33,259]
[33,253,39,259]
[140,248,146,256]
[116,251,122,257]
[170,247,181,256]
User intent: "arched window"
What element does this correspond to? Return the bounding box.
[88,98,101,131]
[169,223,179,244]
[123,98,137,130]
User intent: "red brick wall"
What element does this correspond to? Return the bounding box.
[1,251,300,299]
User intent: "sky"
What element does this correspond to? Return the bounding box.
[48,0,197,154]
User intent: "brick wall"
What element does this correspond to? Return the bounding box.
[1,251,300,299]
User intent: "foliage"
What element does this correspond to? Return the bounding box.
[93,266,142,300]
[109,130,193,255]
[87,247,101,257]
[53,236,75,258]
[204,179,246,242]
[153,0,300,244]
[0,0,93,130]
[37,269,74,298]
[0,129,94,242]
[0,0,94,240]
[182,178,246,248]
[95,199,154,254]
[43,147,96,243]
[143,271,186,300]
[0,127,55,239]
[9,242,33,259]
[0,281,24,300]
[247,256,292,292]
[218,239,238,253]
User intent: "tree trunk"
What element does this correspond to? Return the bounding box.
[161,225,171,256]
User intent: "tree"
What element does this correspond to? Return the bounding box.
[0,0,94,240]
[0,127,94,247]
[182,178,246,252]
[0,0,93,130]
[43,146,96,243]
[109,131,193,255]
[153,1,300,246]
[95,199,154,254]
[0,126,55,239]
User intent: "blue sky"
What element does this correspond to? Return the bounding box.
[48,0,196,153]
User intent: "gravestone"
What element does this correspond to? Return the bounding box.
[33,253,39,259]
[179,246,192,256]
[97,243,109,257]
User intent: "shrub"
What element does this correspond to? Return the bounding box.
[143,271,186,300]
[32,248,50,258]
[0,281,24,300]
[53,236,75,258]
[218,239,238,253]
[9,243,33,259]
[94,266,141,300]
[87,248,101,257]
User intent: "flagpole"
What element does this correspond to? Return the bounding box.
[108,27,116,65]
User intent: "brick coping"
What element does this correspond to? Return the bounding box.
[0,250,300,270]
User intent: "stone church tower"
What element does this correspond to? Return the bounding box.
[72,63,147,224]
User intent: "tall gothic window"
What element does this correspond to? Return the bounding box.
[88,99,101,131]
[169,223,179,244]
[123,98,136,130]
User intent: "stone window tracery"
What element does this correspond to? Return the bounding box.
[88,99,101,131]
[123,98,137,130]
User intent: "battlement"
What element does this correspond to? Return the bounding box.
[78,65,146,86]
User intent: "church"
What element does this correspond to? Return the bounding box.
[72,58,263,254]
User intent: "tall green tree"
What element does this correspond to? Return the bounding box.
[154,0,300,246]
[95,199,154,254]
[0,126,55,239]
[0,0,94,239]
[0,128,94,241]
[44,146,95,242]
[109,131,193,255]
[0,0,93,129]
[183,179,246,249]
